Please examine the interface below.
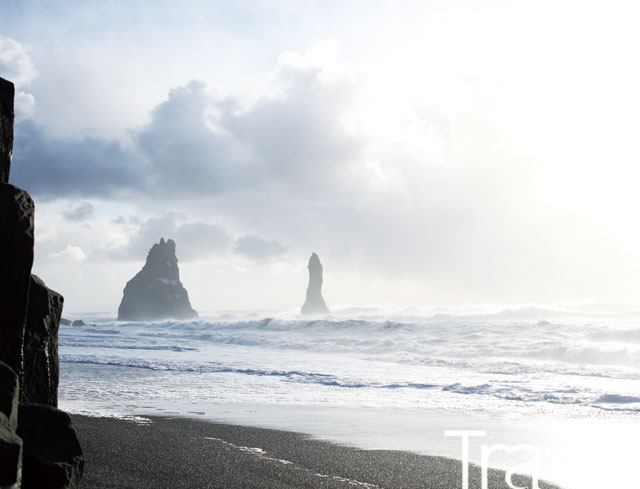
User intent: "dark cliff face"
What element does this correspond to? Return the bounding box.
[117,238,198,321]
[22,275,63,407]
[0,76,14,184]
[0,184,34,383]
[301,252,330,315]
[0,76,84,488]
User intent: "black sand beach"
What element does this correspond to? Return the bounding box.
[72,414,561,489]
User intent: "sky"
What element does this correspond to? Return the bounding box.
[2,0,640,314]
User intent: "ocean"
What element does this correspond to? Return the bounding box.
[58,305,640,489]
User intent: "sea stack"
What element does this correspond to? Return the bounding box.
[301,252,330,315]
[118,238,198,321]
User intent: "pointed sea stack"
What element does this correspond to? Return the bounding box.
[117,238,198,321]
[301,252,330,315]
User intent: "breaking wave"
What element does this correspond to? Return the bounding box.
[58,307,640,417]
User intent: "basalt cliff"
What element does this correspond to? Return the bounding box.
[0,76,83,489]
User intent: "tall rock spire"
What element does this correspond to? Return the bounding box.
[301,252,330,315]
[117,238,198,321]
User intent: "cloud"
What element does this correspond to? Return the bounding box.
[132,81,254,196]
[0,36,37,118]
[11,83,242,198]
[10,41,457,281]
[9,42,472,288]
[51,245,87,261]
[98,211,290,265]
[13,40,580,303]
[11,120,143,198]
[10,43,366,201]
[234,234,287,261]
[222,61,361,199]
[106,213,232,262]
[0,36,37,86]
[6,4,640,309]
[63,202,94,222]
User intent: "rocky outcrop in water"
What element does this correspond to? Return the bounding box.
[301,252,330,315]
[118,238,198,321]
[0,76,83,488]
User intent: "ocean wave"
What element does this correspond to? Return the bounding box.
[440,382,590,405]
[60,342,196,352]
[60,355,443,390]
[596,394,640,404]
[519,344,640,368]
[60,315,640,373]
[56,310,640,422]
[61,354,616,409]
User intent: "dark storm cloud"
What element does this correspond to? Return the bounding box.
[11,82,237,199]
[11,120,143,198]
[10,68,360,201]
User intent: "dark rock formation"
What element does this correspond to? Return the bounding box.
[21,276,63,407]
[0,184,35,384]
[59,318,71,326]
[0,420,22,489]
[70,320,84,327]
[0,361,19,431]
[118,238,198,321]
[0,77,83,488]
[0,77,14,183]
[17,404,83,489]
[301,253,330,315]
[0,361,22,489]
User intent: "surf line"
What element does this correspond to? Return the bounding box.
[204,437,379,488]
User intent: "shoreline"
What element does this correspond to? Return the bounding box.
[71,413,561,489]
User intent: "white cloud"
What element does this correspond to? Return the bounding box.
[51,245,87,262]
[0,36,37,119]
[13,2,640,310]
[0,36,37,86]
[14,91,35,119]
[19,33,640,306]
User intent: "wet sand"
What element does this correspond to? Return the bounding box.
[72,414,561,489]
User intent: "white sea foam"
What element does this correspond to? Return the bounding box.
[58,306,640,489]
[58,308,640,416]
